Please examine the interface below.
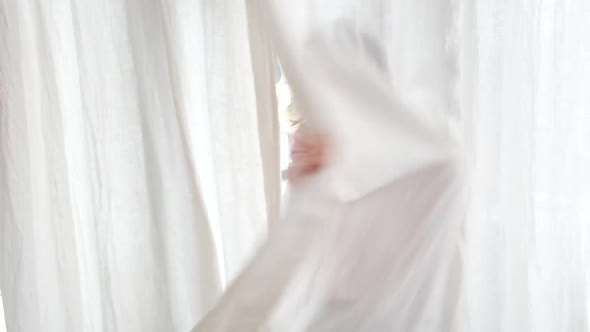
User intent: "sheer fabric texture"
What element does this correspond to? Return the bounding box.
[0,0,588,331]
[197,0,590,331]
[0,1,278,331]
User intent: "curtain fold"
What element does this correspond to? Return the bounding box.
[245,0,281,234]
[0,1,278,331]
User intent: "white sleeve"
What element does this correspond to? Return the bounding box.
[266,0,460,201]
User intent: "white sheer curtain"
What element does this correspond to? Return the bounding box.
[0,1,278,331]
[196,1,590,331]
[460,1,590,331]
[0,294,5,332]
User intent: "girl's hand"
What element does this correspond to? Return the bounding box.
[287,125,328,183]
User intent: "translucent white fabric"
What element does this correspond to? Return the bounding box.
[0,295,5,332]
[0,1,278,331]
[459,1,590,331]
[196,0,590,331]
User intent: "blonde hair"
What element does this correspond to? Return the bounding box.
[283,98,303,127]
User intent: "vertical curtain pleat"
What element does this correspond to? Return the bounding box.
[0,0,278,331]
